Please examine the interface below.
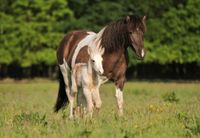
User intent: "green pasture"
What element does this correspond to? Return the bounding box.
[0,79,200,138]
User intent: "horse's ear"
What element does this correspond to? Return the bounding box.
[125,16,130,23]
[142,16,146,24]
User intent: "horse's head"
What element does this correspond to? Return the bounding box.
[88,43,105,75]
[126,15,146,59]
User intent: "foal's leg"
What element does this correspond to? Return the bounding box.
[77,87,87,107]
[115,77,125,116]
[65,87,75,119]
[77,87,87,117]
[83,87,94,117]
[92,88,102,111]
[59,63,75,119]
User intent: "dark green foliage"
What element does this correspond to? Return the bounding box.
[186,117,200,136]
[162,91,179,103]
[0,0,73,67]
[177,112,190,125]
[177,112,200,137]
[0,0,199,70]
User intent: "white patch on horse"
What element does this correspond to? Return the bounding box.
[115,87,124,115]
[87,31,96,35]
[141,48,145,58]
[71,32,97,68]
[59,60,70,86]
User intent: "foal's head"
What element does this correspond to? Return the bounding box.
[87,43,105,75]
[126,15,146,59]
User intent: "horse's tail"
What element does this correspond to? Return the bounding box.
[54,68,69,112]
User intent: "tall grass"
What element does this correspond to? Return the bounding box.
[0,80,200,137]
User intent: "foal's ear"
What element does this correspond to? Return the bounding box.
[87,46,92,55]
[101,48,105,55]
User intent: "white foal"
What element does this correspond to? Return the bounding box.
[71,44,105,117]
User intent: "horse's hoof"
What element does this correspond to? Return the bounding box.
[95,107,100,113]
[68,115,74,120]
[118,109,123,117]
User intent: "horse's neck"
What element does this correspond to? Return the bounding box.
[87,59,97,81]
[97,24,130,52]
[87,59,93,75]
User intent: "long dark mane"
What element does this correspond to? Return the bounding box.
[101,15,145,53]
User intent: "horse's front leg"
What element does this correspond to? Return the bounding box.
[83,87,94,117]
[92,87,102,111]
[115,76,125,116]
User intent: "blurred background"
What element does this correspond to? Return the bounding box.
[0,0,199,80]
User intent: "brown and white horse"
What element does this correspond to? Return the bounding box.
[54,15,146,117]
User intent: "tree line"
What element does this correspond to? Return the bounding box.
[0,0,199,79]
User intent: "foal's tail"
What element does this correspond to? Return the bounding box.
[54,68,69,112]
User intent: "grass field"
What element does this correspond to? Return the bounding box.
[0,79,200,138]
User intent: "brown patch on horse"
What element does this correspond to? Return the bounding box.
[57,32,72,64]
[102,48,127,88]
[56,30,89,65]
[75,46,90,64]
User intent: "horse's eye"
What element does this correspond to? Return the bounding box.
[129,32,132,34]
[91,59,95,63]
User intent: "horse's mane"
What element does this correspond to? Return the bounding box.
[100,15,145,53]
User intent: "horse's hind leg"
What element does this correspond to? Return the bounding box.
[59,62,75,119]
[71,66,78,93]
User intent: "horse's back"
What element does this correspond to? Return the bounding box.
[57,30,95,65]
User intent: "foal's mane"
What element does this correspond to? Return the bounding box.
[100,15,145,53]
